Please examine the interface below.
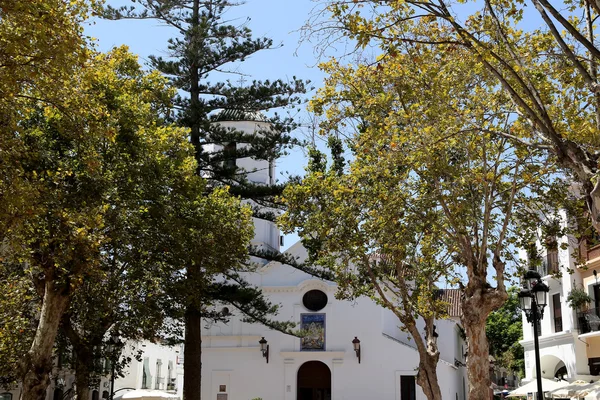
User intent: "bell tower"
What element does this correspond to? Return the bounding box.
[210,109,281,254]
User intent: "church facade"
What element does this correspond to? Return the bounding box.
[200,114,468,400]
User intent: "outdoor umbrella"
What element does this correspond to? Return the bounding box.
[116,390,180,400]
[506,378,568,398]
[584,382,600,400]
[549,380,594,398]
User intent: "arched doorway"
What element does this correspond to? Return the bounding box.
[297,361,331,400]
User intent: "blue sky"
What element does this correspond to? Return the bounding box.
[86,0,327,249]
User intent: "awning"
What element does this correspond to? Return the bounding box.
[549,380,596,398]
[506,378,568,397]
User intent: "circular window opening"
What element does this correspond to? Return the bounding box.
[302,290,328,311]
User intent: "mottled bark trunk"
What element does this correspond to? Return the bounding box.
[463,314,490,400]
[20,280,70,400]
[461,284,505,400]
[183,306,202,400]
[416,352,443,400]
[405,323,442,400]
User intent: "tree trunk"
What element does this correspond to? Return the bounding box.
[74,349,92,400]
[416,351,443,400]
[463,315,490,400]
[20,280,70,400]
[461,284,505,400]
[405,322,443,400]
[62,319,94,400]
[183,306,202,400]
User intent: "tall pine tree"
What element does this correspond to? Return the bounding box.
[104,2,311,399]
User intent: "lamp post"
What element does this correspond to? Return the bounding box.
[107,333,123,400]
[518,270,549,400]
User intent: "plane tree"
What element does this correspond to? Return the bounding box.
[281,41,562,399]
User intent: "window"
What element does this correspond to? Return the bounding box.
[167,361,175,391]
[156,359,163,389]
[92,391,99,400]
[594,284,600,315]
[142,357,151,389]
[544,236,559,275]
[0,393,12,400]
[553,293,563,332]
[302,290,328,312]
[223,142,236,170]
[400,375,416,400]
[590,357,600,375]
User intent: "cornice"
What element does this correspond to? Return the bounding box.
[261,279,336,294]
[519,331,575,349]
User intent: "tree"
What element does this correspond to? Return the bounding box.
[0,40,257,400]
[280,140,454,399]
[486,287,524,378]
[102,2,311,399]
[316,0,600,235]
[51,46,251,400]
[283,39,560,399]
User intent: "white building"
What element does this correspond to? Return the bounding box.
[519,209,600,384]
[1,340,183,400]
[199,112,468,400]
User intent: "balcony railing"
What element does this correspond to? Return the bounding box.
[539,252,559,276]
[577,308,600,334]
[588,243,600,261]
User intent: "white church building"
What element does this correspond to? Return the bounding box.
[200,111,469,400]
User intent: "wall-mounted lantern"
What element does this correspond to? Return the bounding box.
[352,337,361,364]
[259,337,269,364]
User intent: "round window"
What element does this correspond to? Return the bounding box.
[302,290,328,311]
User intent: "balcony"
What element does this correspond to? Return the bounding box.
[577,307,600,334]
[588,244,600,261]
[539,250,559,276]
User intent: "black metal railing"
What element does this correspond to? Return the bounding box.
[577,307,600,334]
[539,254,559,276]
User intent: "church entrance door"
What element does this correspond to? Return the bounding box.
[297,361,331,400]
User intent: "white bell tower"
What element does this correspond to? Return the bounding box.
[209,109,281,255]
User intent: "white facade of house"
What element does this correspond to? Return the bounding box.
[1,341,183,400]
[199,115,468,400]
[519,209,600,384]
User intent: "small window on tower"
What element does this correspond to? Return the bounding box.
[224,142,236,170]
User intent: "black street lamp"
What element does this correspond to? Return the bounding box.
[352,337,361,363]
[518,270,549,400]
[258,337,269,363]
[107,333,123,400]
